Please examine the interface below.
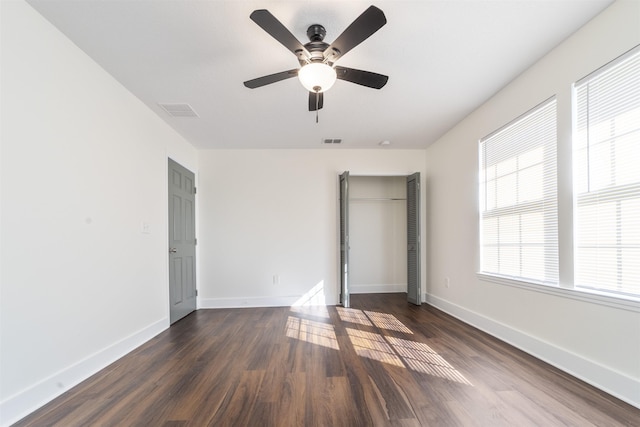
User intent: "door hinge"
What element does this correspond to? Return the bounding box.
[194,238,197,245]
[193,187,197,195]
[196,289,198,296]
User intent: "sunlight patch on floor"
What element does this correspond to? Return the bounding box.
[285,316,339,350]
[337,308,412,334]
[364,311,413,334]
[336,307,373,326]
[286,304,471,385]
[386,337,472,385]
[340,308,472,385]
[345,328,404,367]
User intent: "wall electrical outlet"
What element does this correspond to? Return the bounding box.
[445,277,450,288]
[273,274,279,285]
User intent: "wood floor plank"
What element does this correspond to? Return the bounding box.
[265,372,308,427]
[11,294,639,427]
[208,370,265,427]
[340,356,389,427]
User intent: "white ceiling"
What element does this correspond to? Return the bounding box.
[27,0,614,149]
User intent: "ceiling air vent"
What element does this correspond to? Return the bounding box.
[159,103,199,118]
[322,138,342,144]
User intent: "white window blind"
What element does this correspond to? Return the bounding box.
[573,45,640,297]
[480,98,558,285]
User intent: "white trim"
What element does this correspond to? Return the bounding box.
[479,96,557,142]
[198,286,408,309]
[575,43,640,85]
[198,295,330,309]
[477,273,640,312]
[0,318,168,427]
[350,283,406,294]
[348,172,417,177]
[424,293,640,409]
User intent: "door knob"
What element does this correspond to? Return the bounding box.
[169,247,177,253]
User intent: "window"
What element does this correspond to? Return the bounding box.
[573,46,640,297]
[479,98,558,285]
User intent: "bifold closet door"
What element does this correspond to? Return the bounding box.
[407,173,421,305]
[339,171,350,308]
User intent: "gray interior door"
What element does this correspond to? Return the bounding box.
[168,158,197,324]
[339,171,350,308]
[407,173,421,305]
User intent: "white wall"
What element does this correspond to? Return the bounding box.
[350,176,407,293]
[0,1,197,425]
[3,0,637,424]
[425,0,640,407]
[197,149,426,308]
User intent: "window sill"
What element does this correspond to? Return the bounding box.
[477,273,640,313]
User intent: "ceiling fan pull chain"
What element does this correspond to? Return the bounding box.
[314,87,320,123]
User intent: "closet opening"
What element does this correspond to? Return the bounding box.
[339,172,420,307]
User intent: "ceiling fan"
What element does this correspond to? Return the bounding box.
[243,5,389,115]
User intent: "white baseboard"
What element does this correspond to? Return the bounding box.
[198,295,340,309]
[424,293,640,409]
[0,318,168,427]
[198,287,404,308]
[199,295,300,309]
[350,283,406,294]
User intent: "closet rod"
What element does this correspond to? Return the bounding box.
[350,197,406,201]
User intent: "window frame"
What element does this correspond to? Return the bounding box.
[476,45,640,313]
[478,97,559,286]
[572,44,640,298]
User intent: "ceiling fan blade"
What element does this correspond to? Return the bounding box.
[324,6,386,62]
[250,10,310,61]
[244,69,299,89]
[335,66,388,89]
[308,91,324,111]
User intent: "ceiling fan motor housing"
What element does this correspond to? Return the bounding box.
[307,24,326,42]
[303,24,331,64]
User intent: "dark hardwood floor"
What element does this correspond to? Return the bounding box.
[13,293,639,426]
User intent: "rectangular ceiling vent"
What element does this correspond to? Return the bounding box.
[322,138,342,144]
[159,103,199,118]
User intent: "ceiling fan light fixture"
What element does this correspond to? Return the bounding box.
[298,63,337,93]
